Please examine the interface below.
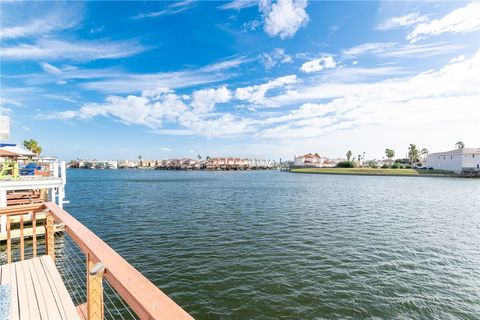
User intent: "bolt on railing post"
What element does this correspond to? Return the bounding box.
[45,213,55,262]
[87,257,105,320]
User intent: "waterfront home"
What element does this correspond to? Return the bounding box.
[322,159,336,168]
[118,159,138,168]
[427,148,480,173]
[139,159,157,168]
[294,153,323,167]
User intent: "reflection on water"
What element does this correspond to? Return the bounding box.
[65,169,480,319]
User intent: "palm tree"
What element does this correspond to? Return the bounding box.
[197,155,202,160]
[455,141,465,149]
[408,144,419,164]
[22,139,42,156]
[346,150,352,162]
[421,148,429,159]
[385,148,395,160]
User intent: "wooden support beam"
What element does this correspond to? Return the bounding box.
[6,216,11,263]
[20,214,24,260]
[87,255,105,320]
[32,211,37,257]
[45,213,55,262]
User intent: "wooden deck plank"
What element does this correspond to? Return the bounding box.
[1,257,80,320]
[76,303,88,320]
[40,255,80,320]
[1,262,20,320]
[20,259,42,319]
[16,260,38,319]
[27,258,50,320]
[31,257,62,320]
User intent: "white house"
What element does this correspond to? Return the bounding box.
[426,148,480,173]
[294,153,323,167]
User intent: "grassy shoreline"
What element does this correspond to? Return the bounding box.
[290,167,457,177]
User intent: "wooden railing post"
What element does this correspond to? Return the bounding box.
[45,212,55,261]
[87,255,105,320]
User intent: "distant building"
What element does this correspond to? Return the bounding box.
[139,160,157,168]
[427,148,480,173]
[118,160,138,168]
[294,153,322,167]
[0,144,35,160]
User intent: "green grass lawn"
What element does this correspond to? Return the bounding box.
[291,167,456,176]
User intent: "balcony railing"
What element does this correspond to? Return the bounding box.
[0,202,193,320]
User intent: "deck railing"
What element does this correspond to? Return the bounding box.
[0,202,193,320]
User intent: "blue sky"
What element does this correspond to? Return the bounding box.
[1,0,479,161]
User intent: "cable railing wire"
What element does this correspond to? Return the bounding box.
[53,231,139,320]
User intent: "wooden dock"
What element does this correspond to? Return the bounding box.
[0,255,80,319]
[0,202,194,320]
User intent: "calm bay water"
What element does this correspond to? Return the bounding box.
[65,169,480,319]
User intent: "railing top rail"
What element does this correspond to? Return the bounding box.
[0,203,45,215]
[43,202,193,320]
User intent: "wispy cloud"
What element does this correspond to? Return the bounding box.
[201,56,250,72]
[377,12,429,31]
[342,42,396,58]
[80,70,229,94]
[40,62,63,75]
[0,2,83,39]
[407,2,480,42]
[131,0,195,19]
[1,39,146,62]
[342,42,464,59]
[218,0,258,10]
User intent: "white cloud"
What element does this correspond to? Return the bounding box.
[258,50,480,140]
[1,39,146,62]
[260,48,293,69]
[342,42,396,58]
[161,147,172,152]
[191,87,232,114]
[377,12,429,30]
[235,75,298,105]
[132,0,195,19]
[259,0,309,39]
[201,57,250,72]
[0,3,83,39]
[407,2,480,42]
[41,88,251,137]
[218,0,258,10]
[40,62,63,75]
[40,50,480,149]
[300,56,336,73]
[81,70,227,94]
[342,42,464,59]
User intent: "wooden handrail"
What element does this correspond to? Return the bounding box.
[44,202,193,320]
[0,203,45,215]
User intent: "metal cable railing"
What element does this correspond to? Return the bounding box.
[54,230,138,320]
[1,203,193,320]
